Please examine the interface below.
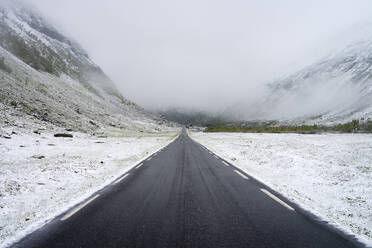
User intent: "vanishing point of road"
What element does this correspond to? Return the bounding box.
[11,129,363,248]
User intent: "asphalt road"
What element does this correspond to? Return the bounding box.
[11,129,363,248]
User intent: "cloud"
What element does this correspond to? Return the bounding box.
[30,0,372,113]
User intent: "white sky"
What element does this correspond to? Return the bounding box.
[32,0,372,112]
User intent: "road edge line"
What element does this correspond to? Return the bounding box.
[61,194,100,221]
[234,169,249,179]
[113,173,129,185]
[261,188,295,212]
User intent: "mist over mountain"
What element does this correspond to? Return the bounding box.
[161,28,372,126]
[1,0,372,127]
[30,0,372,116]
[224,31,372,125]
[0,0,170,133]
[159,108,229,127]
[1,2,372,247]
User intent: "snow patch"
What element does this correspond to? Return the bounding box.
[191,132,372,246]
[0,128,178,247]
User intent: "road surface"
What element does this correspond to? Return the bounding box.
[11,129,362,248]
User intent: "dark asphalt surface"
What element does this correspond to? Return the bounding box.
[11,129,363,248]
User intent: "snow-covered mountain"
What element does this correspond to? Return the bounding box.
[229,33,372,125]
[0,1,169,133]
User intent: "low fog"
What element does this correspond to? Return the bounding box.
[32,0,372,117]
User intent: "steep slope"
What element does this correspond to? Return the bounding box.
[0,1,168,134]
[264,37,372,124]
[224,34,372,125]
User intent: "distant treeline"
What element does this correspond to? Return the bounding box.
[205,119,372,133]
[160,110,228,127]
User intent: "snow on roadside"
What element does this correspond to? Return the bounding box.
[191,132,372,246]
[0,129,178,247]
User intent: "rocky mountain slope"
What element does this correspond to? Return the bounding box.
[265,36,372,124]
[0,1,169,135]
[226,33,372,125]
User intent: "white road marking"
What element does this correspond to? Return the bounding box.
[61,194,100,221]
[214,155,218,158]
[261,189,295,212]
[222,161,230,166]
[114,174,129,184]
[136,163,143,169]
[234,170,249,179]
[147,157,152,161]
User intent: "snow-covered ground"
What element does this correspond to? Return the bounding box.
[191,132,372,246]
[0,3,182,246]
[0,129,178,247]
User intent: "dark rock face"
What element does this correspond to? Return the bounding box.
[54,133,73,138]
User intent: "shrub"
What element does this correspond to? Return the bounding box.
[205,119,371,134]
[0,57,12,74]
[10,100,18,107]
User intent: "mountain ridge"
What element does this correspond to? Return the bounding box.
[224,34,372,125]
[0,1,171,134]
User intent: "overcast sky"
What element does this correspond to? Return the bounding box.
[32,0,372,112]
